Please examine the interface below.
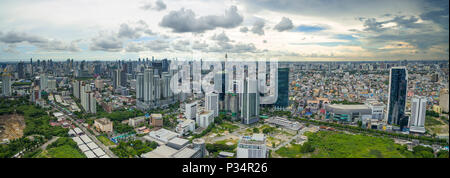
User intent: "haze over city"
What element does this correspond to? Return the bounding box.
[0,0,448,61]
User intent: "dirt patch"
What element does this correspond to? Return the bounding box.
[0,114,26,140]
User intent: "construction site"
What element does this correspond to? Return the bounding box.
[0,114,26,141]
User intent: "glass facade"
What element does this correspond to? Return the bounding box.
[387,67,408,125]
[274,68,289,108]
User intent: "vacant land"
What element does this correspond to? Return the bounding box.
[0,114,26,140]
[276,131,408,158]
[426,116,449,136]
[35,145,86,158]
[97,135,116,146]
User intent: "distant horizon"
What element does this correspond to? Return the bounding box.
[0,0,448,61]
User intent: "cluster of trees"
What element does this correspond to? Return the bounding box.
[110,140,158,158]
[0,136,45,158]
[331,100,363,105]
[113,122,135,134]
[17,105,69,139]
[96,109,145,122]
[191,123,215,140]
[426,110,440,117]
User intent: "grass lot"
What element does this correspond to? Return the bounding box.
[35,145,86,158]
[97,136,115,146]
[212,122,239,134]
[276,131,408,158]
[276,144,304,158]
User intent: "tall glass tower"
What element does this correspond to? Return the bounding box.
[387,67,408,126]
[274,68,289,109]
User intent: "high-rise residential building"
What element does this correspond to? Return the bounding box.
[387,67,408,126]
[236,134,267,158]
[185,101,197,120]
[81,84,96,114]
[274,67,289,109]
[136,73,144,101]
[143,68,154,103]
[2,71,11,97]
[205,92,219,117]
[409,96,426,133]
[39,73,48,91]
[47,76,57,92]
[440,88,449,113]
[72,80,81,99]
[241,78,259,125]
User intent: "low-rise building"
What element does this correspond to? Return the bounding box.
[94,118,113,133]
[129,116,146,127]
[237,134,267,158]
[176,119,195,136]
[150,114,163,127]
[196,110,214,128]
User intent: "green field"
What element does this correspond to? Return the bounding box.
[36,145,86,158]
[276,131,409,158]
[97,136,116,146]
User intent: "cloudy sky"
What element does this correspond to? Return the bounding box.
[0,0,448,61]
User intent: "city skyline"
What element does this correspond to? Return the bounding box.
[0,0,448,61]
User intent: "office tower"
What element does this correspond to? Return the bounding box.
[39,73,48,91]
[274,68,289,109]
[440,88,449,113]
[185,102,197,120]
[113,69,122,89]
[206,92,219,117]
[237,134,267,158]
[387,67,408,126]
[2,71,11,96]
[17,61,25,79]
[162,59,169,72]
[409,96,426,133]
[143,68,155,103]
[136,73,144,101]
[241,78,259,125]
[120,65,127,87]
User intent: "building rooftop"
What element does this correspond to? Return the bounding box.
[84,150,97,158]
[92,148,106,157]
[96,118,112,125]
[141,145,178,158]
[172,147,198,158]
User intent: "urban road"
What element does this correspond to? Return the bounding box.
[49,101,118,158]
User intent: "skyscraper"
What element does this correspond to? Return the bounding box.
[2,70,11,97]
[241,78,259,125]
[113,69,122,89]
[409,96,426,133]
[143,68,155,103]
[39,73,48,91]
[205,92,219,117]
[136,73,144,101]
[17,61,25,79]
[274,68,289,109]
[387,67,408,126]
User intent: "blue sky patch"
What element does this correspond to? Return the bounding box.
[293,25,327,32]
